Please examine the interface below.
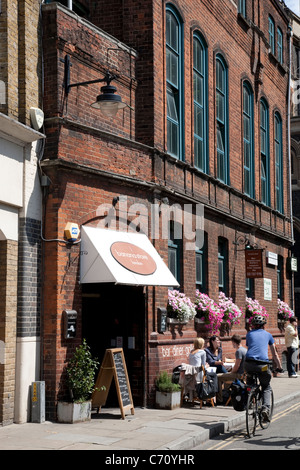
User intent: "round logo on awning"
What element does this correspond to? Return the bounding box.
[111,242,157,275]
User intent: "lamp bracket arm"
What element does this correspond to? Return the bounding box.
[63,55,118,95]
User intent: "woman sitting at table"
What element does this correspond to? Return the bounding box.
[205,335,228,374]
[189,337,206,382]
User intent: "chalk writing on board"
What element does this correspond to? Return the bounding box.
[114,352,131,407]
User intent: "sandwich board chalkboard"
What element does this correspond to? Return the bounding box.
[92,348,134,419]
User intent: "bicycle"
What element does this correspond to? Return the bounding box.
[245,365,282,438]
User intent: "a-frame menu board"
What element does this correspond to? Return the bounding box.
[92,348,134,419]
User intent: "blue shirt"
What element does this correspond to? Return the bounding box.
[246,329,274,362]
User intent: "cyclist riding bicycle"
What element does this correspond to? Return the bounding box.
[245,315,283,422]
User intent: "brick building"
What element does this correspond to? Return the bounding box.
[40,0,294,418]
[290,8,300,318]
[0,0,44,425]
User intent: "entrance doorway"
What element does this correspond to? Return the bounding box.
[82,283,145,407]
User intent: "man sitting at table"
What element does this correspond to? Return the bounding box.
[216,334,247,404]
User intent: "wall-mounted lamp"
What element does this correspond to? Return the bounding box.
[63,55,127,118]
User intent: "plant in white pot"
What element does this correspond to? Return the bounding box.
[57,339,100,423]
[155,371,181,410]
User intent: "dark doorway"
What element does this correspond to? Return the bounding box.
[82,283,145,407]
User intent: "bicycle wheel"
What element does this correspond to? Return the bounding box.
[259,389,274,430]
[246,389,258,438]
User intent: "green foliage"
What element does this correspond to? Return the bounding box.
[66,339,100,403]
[156,371,181,393]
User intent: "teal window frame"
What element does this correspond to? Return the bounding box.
[277,27,283,64]
[216,54,229,184]
[238,0,246,17]
[275,112,283,213]
[260,99,270,206]
[166,5,184,161]
[268,16,275,55]
[196,232,207,292]
[168,221,182,286]
[277,256,283,298]
[218,238,228,295]
[193,32,208,173]
[243,82,254,198]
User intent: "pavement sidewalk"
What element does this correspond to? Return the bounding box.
[0,373,299,451]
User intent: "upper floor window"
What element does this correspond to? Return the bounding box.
[166,5,184,160]
[216,54,229,184]
[275,112,283,212]
[277,256,283,298]
[268,16,275,55]
[193,33,208,173]
[238,0,246,17]
[243,82,254,198]
[260,99,270,206]
[277,27,283,64]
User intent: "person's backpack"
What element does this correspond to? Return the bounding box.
[229,379,247,411]
[196,372,218,400]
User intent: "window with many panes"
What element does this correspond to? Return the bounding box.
[216,55,229,184]
[268,16,275,55]
[243,82,254,198]
[166,5,184,160]
[260,99,270,206]
[275,112,283,212]
[193,33,208,172]
[277,27,283,64]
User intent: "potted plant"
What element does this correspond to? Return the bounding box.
[245,297,268,329]
[155,371,181,410]
[194,290,223,334]
[57,339,100,423]
[167,290,196,324]
[218,291,243,335]
[277,299,294,324]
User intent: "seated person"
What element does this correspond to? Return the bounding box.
[205,335,228,374]
[189,337,206,383]
[216,334,247,403]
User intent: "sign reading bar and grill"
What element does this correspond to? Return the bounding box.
[245,249,263,278]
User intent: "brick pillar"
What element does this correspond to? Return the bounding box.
[0,240,18,425]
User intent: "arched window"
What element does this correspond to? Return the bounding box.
[193,33,208,172]
[166,5,184,160]
[275,112,283,212]
[243,82,254,197]
[268,16,275,55]
[260,99,270,206]
[216,54,229,184]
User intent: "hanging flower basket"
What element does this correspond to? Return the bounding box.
[167,290,196,323]
[194,291,223,334]
[245,297,268,328]
[277,299,294,322]
[218,292,243,334]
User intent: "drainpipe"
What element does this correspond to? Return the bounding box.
[68,0,72,10]
[287,23,295,309]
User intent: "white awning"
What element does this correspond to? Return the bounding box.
[80,226,179,287]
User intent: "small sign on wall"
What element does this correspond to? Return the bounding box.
[264,278,272,300]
